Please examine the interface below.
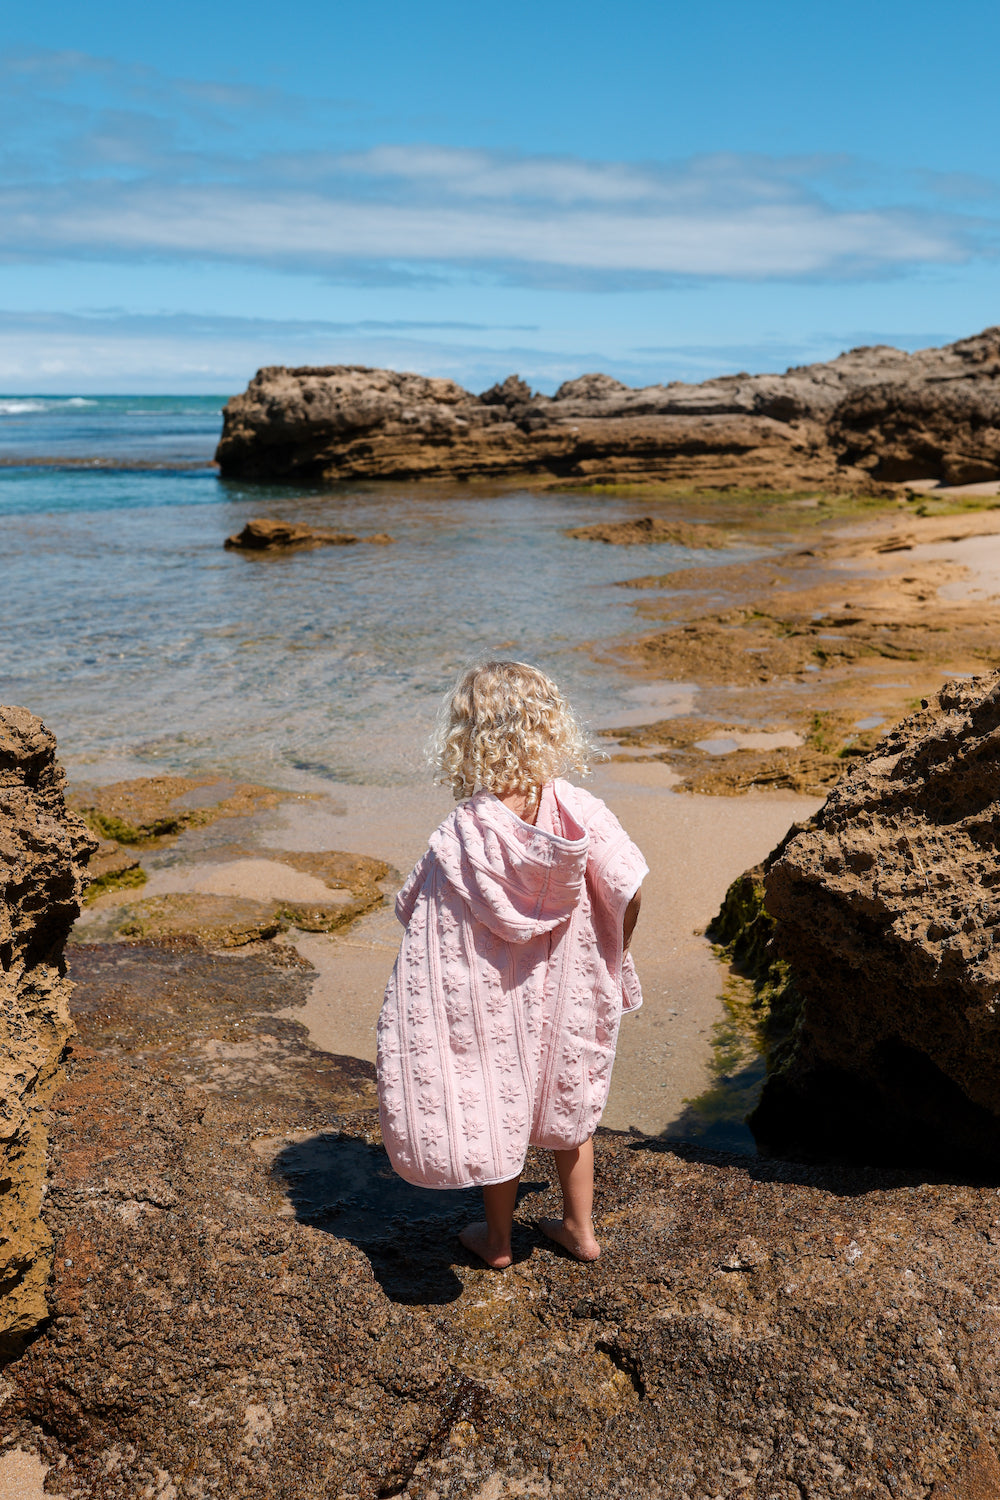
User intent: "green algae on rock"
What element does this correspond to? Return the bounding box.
[75,841,392,947]
[69,775,285,849]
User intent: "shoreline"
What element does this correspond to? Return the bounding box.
[6,485,1000,1496]
[65,492,1000,1143]
[71,767,821,1138]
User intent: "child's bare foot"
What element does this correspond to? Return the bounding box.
[539,1217,601,1262]
[459,1221,513,1269]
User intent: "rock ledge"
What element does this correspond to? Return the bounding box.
[215,328,1000,489]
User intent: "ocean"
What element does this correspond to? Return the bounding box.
[0,394,731,789]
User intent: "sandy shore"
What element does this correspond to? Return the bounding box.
[255,766,820,1134]
[74,766,818,1137]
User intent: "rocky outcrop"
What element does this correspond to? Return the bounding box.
[740,669,1000,1167]
[5,935,1000,1495]
[215,327,1000,489]
[565,516,732,546]
[224,518,394,550]
[0,707,95,1358]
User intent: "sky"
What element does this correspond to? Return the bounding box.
[2,0,999,393]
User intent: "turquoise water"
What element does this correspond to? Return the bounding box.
[0,396,738,787]
[0,394,223,467]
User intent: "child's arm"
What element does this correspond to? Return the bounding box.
[623,886,641,952]
[395,850,433,927]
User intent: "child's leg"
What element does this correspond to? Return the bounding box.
[540,1137,601,1261]
[459,1175,520,1269]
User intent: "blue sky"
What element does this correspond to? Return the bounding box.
[2,0,999,392]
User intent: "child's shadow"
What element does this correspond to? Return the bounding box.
[271,1132,547,1305]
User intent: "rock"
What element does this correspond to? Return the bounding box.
[0,705,95,1358]
[5,930,1000,1495]
[78,892,290,946]
[735,669,1000,1167]
[479,373,534,407]
[68,775,283,848]
[81,839,146,905]
[224,518,395,550]
[85,838,141,883]
[214,329,1000,489]
[566,516,732,547]
[828,329,1000,484]
[74,845,391,946]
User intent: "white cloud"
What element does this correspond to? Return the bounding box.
[0,52,997,287]
[0,180,974,282]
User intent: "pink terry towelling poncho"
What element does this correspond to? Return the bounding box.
[377,778,648,1189]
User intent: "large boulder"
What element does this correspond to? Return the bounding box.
[0,707,95,1357]
[746,669,1000,1167]
[214,328,1000,488]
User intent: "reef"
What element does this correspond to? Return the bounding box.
[224,518,395,550]
[215,327,1000,488]
[565,516,732,547]
[598,504,1000,797]
[0,707,95,1359]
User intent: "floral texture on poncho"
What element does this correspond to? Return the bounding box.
[377,778,648,1189]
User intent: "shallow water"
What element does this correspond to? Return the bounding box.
[1,399,754,786]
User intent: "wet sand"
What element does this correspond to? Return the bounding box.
[75,768,819,1136]
[265,766,820,1133]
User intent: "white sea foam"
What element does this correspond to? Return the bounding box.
[0,396,98,415]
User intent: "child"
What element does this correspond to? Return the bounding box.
[376,659,647,1269]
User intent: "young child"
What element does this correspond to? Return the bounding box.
[376,659,647,1269]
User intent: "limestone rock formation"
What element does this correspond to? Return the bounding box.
[747,669,1000,1167]
[224,517,394,550]
[0,706,95,1357]
[566,516,732,547]
[215,327,1000,488]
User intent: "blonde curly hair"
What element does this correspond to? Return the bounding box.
[432,659,596,800]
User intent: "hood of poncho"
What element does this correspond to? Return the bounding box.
[427,786,589,944]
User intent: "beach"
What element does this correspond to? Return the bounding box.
[72,764,822,1140]
[47,430,1000,1146]
[5,396,1000,1496]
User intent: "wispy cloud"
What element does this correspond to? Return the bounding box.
[2,52,998,287]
